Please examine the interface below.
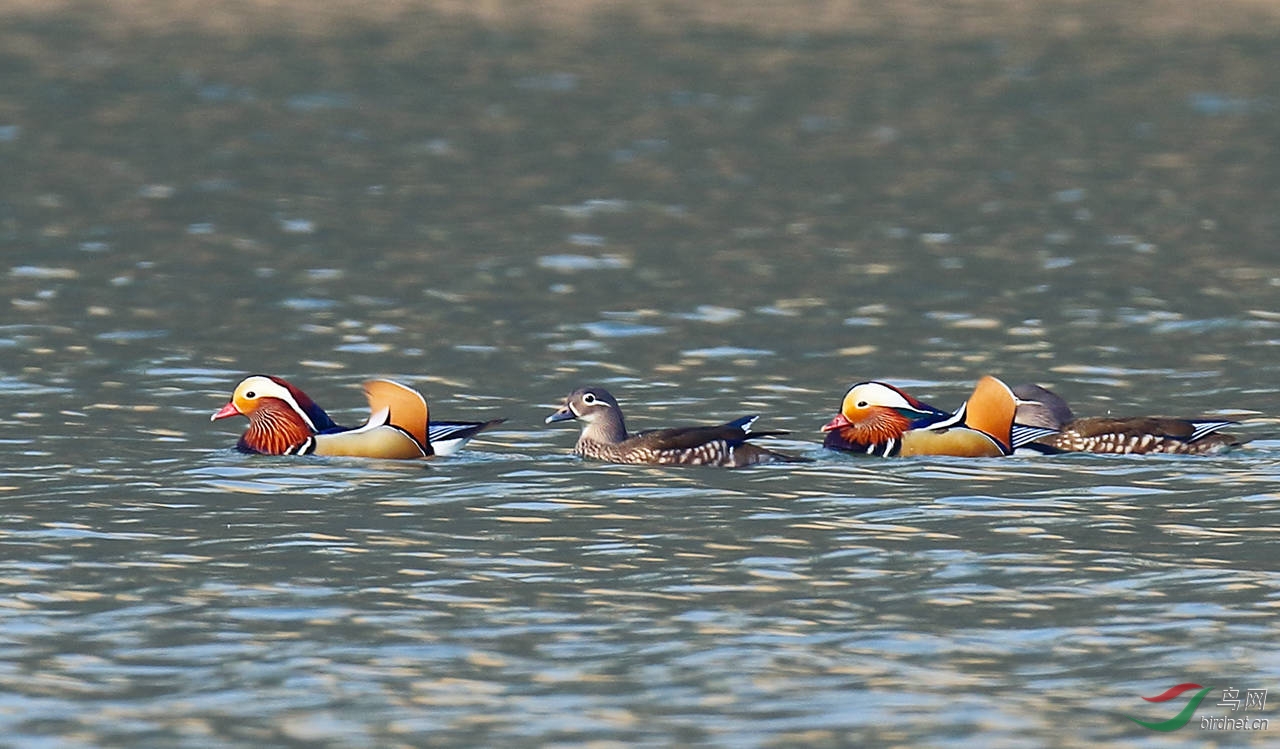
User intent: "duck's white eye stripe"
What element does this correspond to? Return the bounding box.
[239,376,317,431]
[847,382,914,410]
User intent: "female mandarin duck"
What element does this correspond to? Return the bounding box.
[545,386,810,467]
[821,375,1056,457]
[1012,383,1244,455]
[211,375,504,458]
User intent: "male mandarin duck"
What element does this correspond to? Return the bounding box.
[821,375,1056,457]
[545,386,811,467]
[1012,383,1245,455]
[211,375,504,458]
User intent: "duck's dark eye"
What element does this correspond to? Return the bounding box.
[582,393,596,404]
[856,400,868,408]
[245,391,256,398]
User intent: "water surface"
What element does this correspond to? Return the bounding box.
[2,2,1279,746]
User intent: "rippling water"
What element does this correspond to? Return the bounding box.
[3,2,1280,746]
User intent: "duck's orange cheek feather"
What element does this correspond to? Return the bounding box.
[827,409,909,442]
[240,427,301,455]
[239,406,315,455]
[822,425,865,451]
[850,424,901,445]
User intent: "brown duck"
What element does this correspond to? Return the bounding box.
[1012,383,1245,455]
[545,386,810,467]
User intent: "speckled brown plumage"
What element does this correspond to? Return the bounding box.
[1037,417,1242,455]
[1013,383,1245,455]
[546,386,810,467]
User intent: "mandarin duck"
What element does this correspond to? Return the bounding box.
[1012,383,1245,455]
[821,375,1056,457]
[211,375,504,458]
[544,386,811,467]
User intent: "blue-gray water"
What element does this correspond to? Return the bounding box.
[2,3,1279,746]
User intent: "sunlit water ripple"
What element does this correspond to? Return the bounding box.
[3,414,1278,746]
